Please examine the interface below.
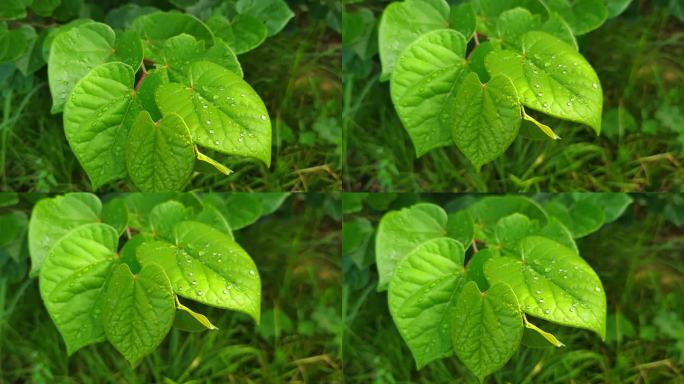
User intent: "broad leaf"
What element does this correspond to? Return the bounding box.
[39,223,119,355]
[223,193,264,230]
[175,297,218,331]
[484,236,607,338]
[0,0,31,20]
[537,216,578,253]
[102,197,129,235]
[0,24,28,63]
[390,29,469,156]
[155,61,271,166]
[574,193,633,223]
[235,0,294,37]
[148,200,188,240]
[449,3,476,41]
[378,0,450,80]
[452,281,523,383]
[606,0,633,18]
[474,0,548,18]
[467,195,548,229]
[544,198,605,238]
[103,263,175,365]
[64,62,142,189]
[151,34,242,80]
[543,0,607,35]
[28,193,101,275]
[206,14,267,55]
[451,73,521,168]
[131,11,214,58]
[446,209,474,247]
[31,0,62,18]
[136,68,169,121]
[48,22,143,113]
[375,203,448,291]
[137,221,261,322]
[466,248,499,291]
[494,213,532,253]
[485,31,603,134]
[15,25,47,76]
[126,111,195,192]
[388,238,467,368]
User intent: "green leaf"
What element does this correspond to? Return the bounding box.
[102,198,128,235]
[537,216,578,253]
[606,0,632,18]
[193,204,232,237]
[148,200,188,240]
[451,72,521,168]
[466,248,499,291]
[466,41,495,83]
[105,4,159,30]
[126,111,195,192]
[151,34,242,80]
[494,213,532,253]
[136,68,169,121]
[15,25,47,76]
[41,19,94,62]
[103,263,175,365]
[494,7,543,49]
[0,0,31,20]
[378,0,450,80]
[235,0,294,37]
[449,3,476,41]
[63,62,142,189]
[467,195,547,229]
[575,193,633,223]
[474,0,547,18]
[390,29,469,156]
[28,193,101,276]
[131,11,214,58]
[544,199,605,238]
[38,223,119,355]
[223,193,264,230]
[137,221,261,323]
[257,193,290,216]
[446,209,474,247]
[539,12,578,50]
[175,296,218,331]
[388,238,467,368]
[543,0,607,35]
[155,61,271,166]
[484,236,607,338]
[206,14,267,55]
[30,0,62,17]
[524,317,565,347]
[452,281,523,383]
[343,217,374,269]
[48,23,143,113]
[485,31,603,134]
[0,24,28,63]
[375,203,447,291]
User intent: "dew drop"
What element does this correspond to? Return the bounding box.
[249,270,256,276]
[215,140,220,145]
[595,286,601,292]
[538,298,544,303]
[535,84,540,88]
[191,281,197,285]
[209,129,214,134]
[223,289,228,294]
[544,267,552,272]
[197,291,203,296]
[260,115,267,121]
[544,309,551,315]
[592,83,598,89]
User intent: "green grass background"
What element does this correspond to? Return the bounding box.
[342,193,684,383]
[0,193,342,383]
[343,1,684,192]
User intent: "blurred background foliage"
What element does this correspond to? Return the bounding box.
[342,192,684,383]
[0,192,342,383]
[343,0,684,192]
[0,0,342,192]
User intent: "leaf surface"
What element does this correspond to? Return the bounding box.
[543,0,607,35]
[131,11,213,58]
[235,0,294,36]
[206,14,267,54]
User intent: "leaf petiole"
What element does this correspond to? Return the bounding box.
[523,314,565,347]
[522,107,561,140]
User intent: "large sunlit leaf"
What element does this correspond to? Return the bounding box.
[390,29,469,156]
[155,61,271,166]
[452,281,523,383]
[486,31,603,134]
[63,62,142,189]
[126,111,196,192]
[48,22,143,113]
[388,238,467,368]
[484,236,607,338]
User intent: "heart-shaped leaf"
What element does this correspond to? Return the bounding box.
[235,0,294,37]
[544,198,605,238]
[155,61,271,166]
[152,34,242,80]
[63,62,142,189]
[390,29,469,156]
[131,11,214,58]
[103,263,175,365]
[0,24,28,63]
[206,14,267,55]
[38,223,119,354]
[375,203,447,291]
[485,31,603,134]
[543,0,608,35]
[388,238,467,368]
[48,22,143,113]
[137,221,261,322]
[484,236,607,338]
[126,111,195,192]
[452,281,523,383]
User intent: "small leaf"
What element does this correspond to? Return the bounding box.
[486,31,603,134]
[126,111,196,192]
[484,236,607,339]
[131,11,214,58]
[388,238,467,368]
[524,316,565,347]
[544,199,605,238]
[467,195,547,230]
[196,150,233,175]
[103,263,175,365]
[136,68,169,121]
[446,209,474,247]
[155,61,271,166]
[206,14,267,55]
[102,198,128,235]
[148,200,188,240]
[495,213,532,253]
[390,29,469,156]
[175,296,218,330]
[223,193,264,229]
[576,193,633,223]
[152,34,242,80]
[543,0,608,35]
[449,2,476,41]
[466,248,499,291]
[451,73,522,168]
[375,203,447,291]
[235,0,294,37]
[0,24,28,63]
[378,0,450,80]
[63,62,142,189]
[452,281,523,383]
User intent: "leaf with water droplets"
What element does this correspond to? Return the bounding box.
[450,72,522,169]
[155,61,271,166]
[126,111,195,192]
[485,31,603,134]
[38,223,119,355]
[389,238,467,369]
[103,263,175,366]
[28,193,102,276]
[378,0,450,80]
[543,0,608,35]
[375,203,448,291]
[452,281,523,383]
[136,221,261,323]
[390,29,469,156]
[48,22,143,113]
[63,62,143,189]
[206,13,267,55]
[484,236,607,339]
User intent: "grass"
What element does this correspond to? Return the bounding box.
[0,1,342,192]
[342,193,684,383]
[0,193,342,383]
[343,1,684,192]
